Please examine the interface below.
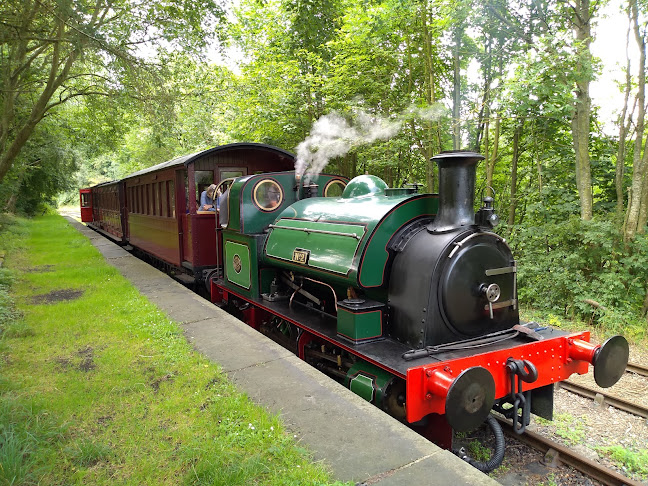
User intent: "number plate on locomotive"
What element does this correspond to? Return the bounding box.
[292,248,310,264]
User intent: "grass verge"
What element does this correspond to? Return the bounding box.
[596,446,648,478]
[0,213,345,485]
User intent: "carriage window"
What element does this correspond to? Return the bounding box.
[324,180,347,198]
[155,182,161,216]
[195,170,214,204]
[81,193,90,207]
[253,179,283,211]
[161,182,168,217]
[220,169,244,180]
[168,180,175,218]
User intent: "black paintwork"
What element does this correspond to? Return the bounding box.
[389,226,518,348]
[427,151,484,233]
[226,283,570,378]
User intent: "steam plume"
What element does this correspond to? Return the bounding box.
[295,110,401,183]
[294,103,448,182]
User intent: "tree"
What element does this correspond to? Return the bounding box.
[568,0,596,221]
[0,0,224,184]
[623,0,648,241]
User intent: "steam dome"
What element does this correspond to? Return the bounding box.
[341,175,388,198]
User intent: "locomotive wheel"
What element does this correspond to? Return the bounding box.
[445,367,495,433]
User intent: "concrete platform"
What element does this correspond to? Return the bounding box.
[64,216,498,485]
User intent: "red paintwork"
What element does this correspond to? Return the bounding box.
[409,413,453,450]
[210,281,597,429]
[186,213,218,267]
[566,337,598,362]
[125,168,180,266]
[405,331,594,423]
[298,331,317,360]
[212,282,403,378]
[128,213,181,266]
[90,181,125,240]
[82,144,295,275]
[79,189,93,222]
[122,145,294,273]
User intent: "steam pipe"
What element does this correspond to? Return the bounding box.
[427,151,484,233]
[294,173,303,200]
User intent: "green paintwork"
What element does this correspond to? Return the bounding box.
[221,232,267,298]
[221,172,348,299]
[265,219,365,275]
[357,196,437,288]
[337,308,383,343]
[349,374,375,402]
[345,360,396,406]
[262,177,438,288]
[225,172,349,235]
[341,175,388,198]
[225,240,251,289]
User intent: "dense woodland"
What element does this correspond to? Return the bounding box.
[1,0,648,335]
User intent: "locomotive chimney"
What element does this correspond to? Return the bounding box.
[428,151,484,233]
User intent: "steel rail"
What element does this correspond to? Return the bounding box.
[494,416,644,486]
[558,381,648,419]
[626,362,648,377]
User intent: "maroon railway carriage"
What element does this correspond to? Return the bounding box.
[86,181,126,242]
[79,188,93,223]
[80,143,295,280]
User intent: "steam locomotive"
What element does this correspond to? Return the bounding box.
[81,146,628,471]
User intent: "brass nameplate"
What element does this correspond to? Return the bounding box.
[292,248,310,264]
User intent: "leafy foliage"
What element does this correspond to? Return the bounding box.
[1,0,647,336]
[508,212,648,335]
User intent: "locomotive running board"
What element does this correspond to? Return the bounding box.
[212,281,574,380]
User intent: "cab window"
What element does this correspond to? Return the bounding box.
[253,179,283,211]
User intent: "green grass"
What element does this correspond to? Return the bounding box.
[535,413,587,446]
[596,446,648,478]
[0,213,346,485]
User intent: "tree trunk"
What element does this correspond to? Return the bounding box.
[452,24,463,150]
[570,0,594,221]
[486,116,500,190]
[637,157,648,232]
[474,39,492,151]
[421,3,441,192]
[508,121,523,226]
[625,0,648,242]
[616,11,634,219]
[0,7,83,183]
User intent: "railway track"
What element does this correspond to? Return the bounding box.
[558,361,648,419]
[558,381,648,419]
[626,361,648,377]
[495,416,644,486]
